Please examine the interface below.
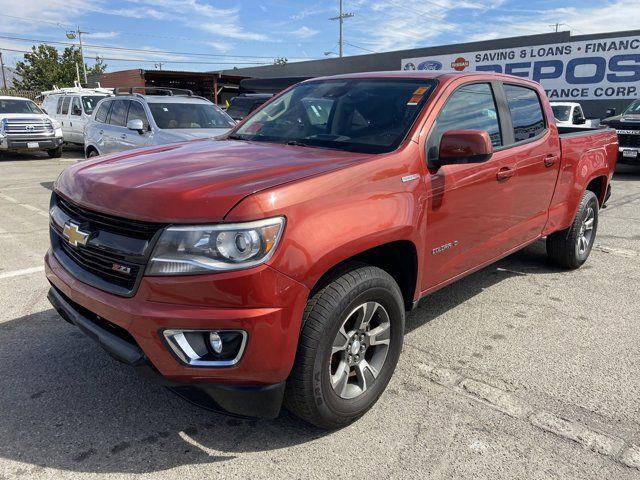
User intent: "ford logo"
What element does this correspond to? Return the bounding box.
[417,60,443,71]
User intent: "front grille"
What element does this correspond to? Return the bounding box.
[50,193,166,297]
[4,118,54,136]
[618,134,640,148]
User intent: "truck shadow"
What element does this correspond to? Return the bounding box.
[0,240,563,474]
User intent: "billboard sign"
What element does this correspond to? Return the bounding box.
[401,35,640,100]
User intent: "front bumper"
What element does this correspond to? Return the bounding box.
[618,147,640,163]
[0,135,63,151]
[45,250,309,418]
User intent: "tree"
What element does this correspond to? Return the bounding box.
[14,44,107,91]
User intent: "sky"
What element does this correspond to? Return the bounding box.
[0,0,638,74]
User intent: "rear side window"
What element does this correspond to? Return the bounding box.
[427,83,502,161]
[61,97,71,115]
[503,85,546,142]
[108,100,129,127]
[94,102,110,123]
[56,97,64,114]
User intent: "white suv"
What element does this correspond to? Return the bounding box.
[84,88,236,158]
[0,96,64,158]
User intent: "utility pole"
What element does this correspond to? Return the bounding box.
[0,52,7,90]
[550,23,560,32]
[329,0,355,58]
[155,62,165,70]
[66,26,89,84]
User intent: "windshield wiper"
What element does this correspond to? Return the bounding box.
[284,140,311,147]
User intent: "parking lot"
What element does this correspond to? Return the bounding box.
[0,149,639,479]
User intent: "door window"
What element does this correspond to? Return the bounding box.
[107,100,129,127]
[61,97,71,115]
[503,85,546,142]
[427,83,502,162]
[56,97,64,114]
[126,101,149,129]
[71,97,82,116]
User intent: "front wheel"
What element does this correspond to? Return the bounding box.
[47,146,63,158]
[547,190,599,269]
[284,263,405,429]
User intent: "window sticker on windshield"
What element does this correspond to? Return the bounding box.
[162,107,169,112]
[407,86,431,106]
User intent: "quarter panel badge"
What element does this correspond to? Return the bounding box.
[62,222,90,247]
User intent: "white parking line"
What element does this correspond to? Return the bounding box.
[0,192,49,218]
[0,266,45,280]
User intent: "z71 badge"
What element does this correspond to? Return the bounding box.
[432,241,459,255]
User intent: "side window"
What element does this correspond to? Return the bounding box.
[56,97,64,114]
[71,97,82,116]
[61,97,71,115]
[427,83,502,161]
[94,102,110,123]
[126,101,149,128]
[108,100,129,127]
[503,85,546,142]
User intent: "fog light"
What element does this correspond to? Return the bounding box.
[162,329,247,367]
[209,332,223,353]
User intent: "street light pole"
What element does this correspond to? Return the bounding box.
[0,52,7,90]
[329,0,354,58]
[67,27,89,84]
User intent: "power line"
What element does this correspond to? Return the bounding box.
[0,33,308,61]
[344,42,377,54]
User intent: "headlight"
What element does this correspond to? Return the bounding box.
[146,217,285,275]
[50,119,62,129]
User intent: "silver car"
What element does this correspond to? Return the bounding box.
[84,89,236,158]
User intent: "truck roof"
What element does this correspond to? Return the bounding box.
[0,96,34,102]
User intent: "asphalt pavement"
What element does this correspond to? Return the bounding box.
[0,148,639,479]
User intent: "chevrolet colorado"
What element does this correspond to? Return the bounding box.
[45,72,618,429]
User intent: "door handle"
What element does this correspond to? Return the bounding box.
[496,167,514,181]
[544,155,559,167]
[121,134,127,139]
[99,130,103,135]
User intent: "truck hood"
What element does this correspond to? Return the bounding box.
[0,113,50,121]
[55,139,372,223]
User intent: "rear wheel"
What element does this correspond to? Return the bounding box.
[547,190,599,269]
[87,148,99,158]
[284,263,405,429]
[47,146,63,158]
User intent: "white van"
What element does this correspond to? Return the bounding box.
[42,85,113,145]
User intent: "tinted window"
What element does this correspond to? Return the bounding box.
[233,79,437,154]
[552,105,571,122]
[56,97,64,114]
[108,100,129,127]
[427,83,501,161]
[503,85,546,142]
[94,102,110,123]
[71,97,82,116]
[127,101,149,127]
[226,97,269,120]
[0,99,42,114]
[61,97,71,115]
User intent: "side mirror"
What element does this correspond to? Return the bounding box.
[72,107,82,116]
[605,108,616,117]
[127,119,145,133]
[437,130,493,166]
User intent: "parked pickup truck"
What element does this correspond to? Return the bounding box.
[45,72,618,429]
[550,102,600,129]
[601,99,640,163]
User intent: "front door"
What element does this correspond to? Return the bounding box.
[421,82,518,291]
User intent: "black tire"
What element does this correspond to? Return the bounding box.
[547,190,599,269]
[47,146,63,158]
[284,262,405,429]
[87,149,99,158]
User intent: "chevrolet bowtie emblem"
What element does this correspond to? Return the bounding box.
[62,222,90,247]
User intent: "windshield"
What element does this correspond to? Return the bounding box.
[82,96,106,114]
[0,99,42,114]
[148,102,236,129]
[552,105,571,122]
[623,100,640,115]
[231,78,437,154]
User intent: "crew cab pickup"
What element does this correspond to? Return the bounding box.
[45,72,618,429]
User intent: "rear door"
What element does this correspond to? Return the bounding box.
[499,83,560,245]
[421,82,519,290]
[103,100,130,154]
